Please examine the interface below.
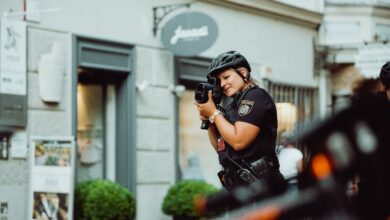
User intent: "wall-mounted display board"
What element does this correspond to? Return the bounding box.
[28,136,75,220]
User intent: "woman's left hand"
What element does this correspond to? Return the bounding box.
[195,91,217,119]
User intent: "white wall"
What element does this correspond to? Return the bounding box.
[319,4,390,45]
[1,0,319,87]
[196,3,318,86]
[275,0,324,13]
[1,0,160,46]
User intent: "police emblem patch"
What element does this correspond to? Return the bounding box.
[238,100,254,116]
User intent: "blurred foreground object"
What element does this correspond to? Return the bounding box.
[196,95,390,220]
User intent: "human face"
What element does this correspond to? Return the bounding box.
[217,69,246,97]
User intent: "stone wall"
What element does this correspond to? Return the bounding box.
[134,47,176,220]
[0,26,70,220]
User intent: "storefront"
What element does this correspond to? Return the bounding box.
[174,1,323,190]
[0,1,323,219]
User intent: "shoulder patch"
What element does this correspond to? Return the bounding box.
[238,100,254,116]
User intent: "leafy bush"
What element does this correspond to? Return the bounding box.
[74,179,136,220]
[162,180,219,218]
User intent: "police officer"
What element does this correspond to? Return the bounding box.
[379,61,390,101]
[195,51,284,192]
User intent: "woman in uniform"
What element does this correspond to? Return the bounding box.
[196,51,285,192]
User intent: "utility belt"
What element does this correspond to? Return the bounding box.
[217,155,277,190]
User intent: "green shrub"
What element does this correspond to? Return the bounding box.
[74,179,136,220]
[162,180,219,218]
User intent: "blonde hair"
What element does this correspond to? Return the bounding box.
[236,67,260,86]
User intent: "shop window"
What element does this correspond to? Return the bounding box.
[276,102,297,133]
[178,90,222,187]
[266,80,318,147]
[175,57,222,187]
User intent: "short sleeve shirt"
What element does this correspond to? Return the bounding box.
[277,147,303,181]
[221,86,278,162]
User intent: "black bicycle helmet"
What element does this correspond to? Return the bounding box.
[379,61,390,89]
[207,50,251,78]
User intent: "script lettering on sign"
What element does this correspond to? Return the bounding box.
[161,12,218,57]
[170,26,209,44]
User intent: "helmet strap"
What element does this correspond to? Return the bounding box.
[244,75,250,83]
[234,69,250,84]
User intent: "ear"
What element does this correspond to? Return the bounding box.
[238,67,248,78]
[386,90,390,101]
[237,67,249,81]
[380,82,387,91]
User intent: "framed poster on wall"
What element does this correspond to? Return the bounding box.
[28,137,75,220]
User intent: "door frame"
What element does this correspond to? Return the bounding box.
[71,35,136,193]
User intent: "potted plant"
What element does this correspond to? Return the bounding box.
[74,179,136,220]
[162,180,219,220]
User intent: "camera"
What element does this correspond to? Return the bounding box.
[194,76,223,129]
[250,158,268,176]
[237,168,257,184]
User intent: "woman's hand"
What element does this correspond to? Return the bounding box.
[195,90,260,151]
[195,91,217,120]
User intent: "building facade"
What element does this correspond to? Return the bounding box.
[0,0,324,219]
[319,0,390,110]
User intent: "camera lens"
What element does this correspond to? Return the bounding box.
[197,84,205,91]
[195,93,204,101]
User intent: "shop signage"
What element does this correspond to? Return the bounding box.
[161,12,218,57]
[29,136,75,220]
[0,19,27,95]
[355,44,390,78]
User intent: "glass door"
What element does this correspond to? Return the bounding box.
[76,74,116,182]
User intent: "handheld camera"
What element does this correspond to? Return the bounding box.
[194,76,223,129]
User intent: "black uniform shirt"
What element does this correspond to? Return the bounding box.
[220,86,278,163]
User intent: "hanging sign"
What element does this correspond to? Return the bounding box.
[0,20,27,95]
[161,12,218,57]
[28,136,75,220]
